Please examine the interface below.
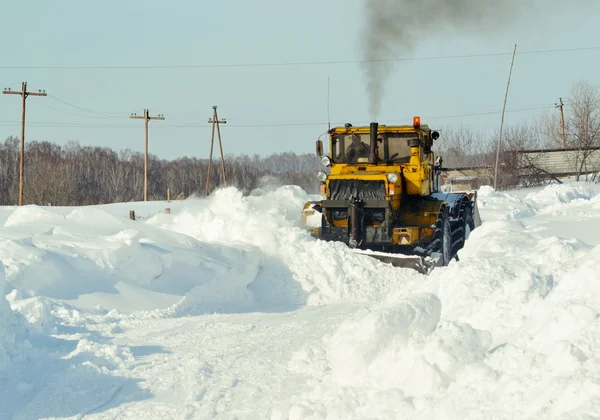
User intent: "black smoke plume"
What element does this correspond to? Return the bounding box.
[360,0,538,119]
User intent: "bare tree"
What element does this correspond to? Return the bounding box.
[0,136,347,205]
[537,80,600,181]
[0,137,19,204]
[538,111,564,149]
[566,80,600,181]
[435,124,494,167]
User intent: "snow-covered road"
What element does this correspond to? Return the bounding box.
[107,305,359,419]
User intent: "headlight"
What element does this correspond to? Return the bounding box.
[317,171,327,182]
[387,173,399,183]
[321,156,331,167]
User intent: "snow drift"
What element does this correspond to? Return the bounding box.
[0,263,24,373]
[1,180,600,418]
[146,185,423,310]
[275,182,600,419]
[0,185,423,317]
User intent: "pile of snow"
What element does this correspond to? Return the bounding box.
[476,185,538,219]
[146,186,422,310]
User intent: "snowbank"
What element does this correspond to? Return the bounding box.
[0,202,270,314]
[276,182,600,419]
[0,185,420,317]
[478,182,600,221]
[0,263,24,372]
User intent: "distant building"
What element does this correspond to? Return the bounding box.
[517,146,600,179]
[440,166,494,192]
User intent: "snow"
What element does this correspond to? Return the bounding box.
[1,180,600,418]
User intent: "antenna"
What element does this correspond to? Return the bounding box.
[327,76,331,131]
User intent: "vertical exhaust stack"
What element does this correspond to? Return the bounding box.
[369,122,378,164]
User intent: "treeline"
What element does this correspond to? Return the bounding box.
[0,137,320,206]
[3,79,598,205]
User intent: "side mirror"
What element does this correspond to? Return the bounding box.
[432,131,440,140]
[316,140,323,157]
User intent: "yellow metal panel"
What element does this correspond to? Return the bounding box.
[331,219,348,227]
[392,227,419,245]
[400,199,443,230]
[391,225,437,245]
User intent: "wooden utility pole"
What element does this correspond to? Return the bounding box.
[556,97,566,147]
[205,106,227,196]
[2,82,47,206]
[494,44,517,190]
[130,109,165,201]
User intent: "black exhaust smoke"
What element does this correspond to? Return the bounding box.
[369,122,378,164]
[359,0,588,120]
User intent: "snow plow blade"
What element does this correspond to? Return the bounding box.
[351,249,441,275]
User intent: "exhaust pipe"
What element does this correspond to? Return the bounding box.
[369,122,378,164]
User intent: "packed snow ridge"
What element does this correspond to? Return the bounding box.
[1,181,600,419]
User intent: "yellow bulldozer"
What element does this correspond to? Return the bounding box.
[301,117,482,274]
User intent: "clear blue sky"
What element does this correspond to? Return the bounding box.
[1,0,599,160]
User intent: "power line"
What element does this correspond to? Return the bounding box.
[1,46,599,70]
[31,99,124,119]
[161,105,557,127]
[428,105,555,120]
[46,95,201,118]
[48,95,128,116]
[0,105,554,130]
[0,121,138,128]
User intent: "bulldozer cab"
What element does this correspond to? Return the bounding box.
[334,134,370,163]
[333,132,417,164]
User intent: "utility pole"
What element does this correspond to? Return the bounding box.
[493,43,517,190]
[205,106,227,196]
[556,97,566,148]
[130,109,165,201]
[2,82,47,206]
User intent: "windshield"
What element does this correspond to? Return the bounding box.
[332,132,419,164]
